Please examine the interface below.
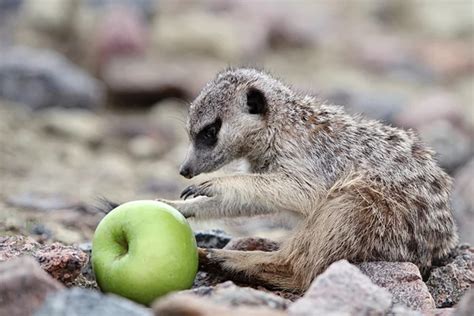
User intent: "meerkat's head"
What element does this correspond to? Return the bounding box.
[179,68,288,178]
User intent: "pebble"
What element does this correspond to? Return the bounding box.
[288,260,394,316]
[0,47,104,110]
[358,261,435,312]
[426,244,474,308]
[195,229,232,249]
[0,256,64,316]
[34,287,152,316]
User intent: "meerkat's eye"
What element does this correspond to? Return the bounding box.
[196,118,222,147]
[246,88,267,115]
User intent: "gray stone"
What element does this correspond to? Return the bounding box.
[326,89,406,123]
[452,159,474,244]
[34,288,152,316]
[195,229,231,249]
[358,261,435,312]
[7,191,82,211]
[289,260,393,316]
[426,245,473,307]
[454,289,474,316]
[0,47,103,110]
[188,281,290,311]
[153,293,286,316]
[418,120,473,173]
[0,256,64,316]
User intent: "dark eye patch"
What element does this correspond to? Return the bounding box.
[195,118,222,148]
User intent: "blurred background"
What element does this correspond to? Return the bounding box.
[0,0,473,246]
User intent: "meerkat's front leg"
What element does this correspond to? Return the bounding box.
[159,174,312,219]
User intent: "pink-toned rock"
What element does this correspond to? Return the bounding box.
[0,236,88,285]
[394,92,465,129]
[351,34,413,73]
[35,243,88,284]
[416,40,474,81]
[94,5,148,71]
[0,256,64,316]
[0,235,41,261]
[358,261,435,312]
[102,56,220,106]
[289,260,393,316]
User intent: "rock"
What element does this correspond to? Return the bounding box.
[224,237,280,252]
[426,244,474,307]
[7,191,82,211]
[454,289,474,316]
[0,47,104,110]
[415,2,473,39]
[34,287,152,316]
[151,12,266,61]
[288,260,393,316]
[35,243,88,284]
[0,236,88,285]
[433,308,455,316]
[84,0,155,19]
[350,33,433,83]
[184,281,290,310]
[0,256,64,316]
[20,0,74,34]
[325,89,406,123]
[102,56,219,106]
[94,4,148,71]
[192,270,228,289]
[417,120,473,173]
[394,92,465,130]
[452,159,474,244]
[0,235,42,261]
[39,109,103,145]
[416,40,474,81]
[358,261,435,312]
[195,229,232,249]
[126,128,175,160]
[152,293,286,316]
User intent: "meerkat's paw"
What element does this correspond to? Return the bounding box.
[155,198,198,218]
[180,180,216,200]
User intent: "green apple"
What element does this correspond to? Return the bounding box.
[92,200,198,305]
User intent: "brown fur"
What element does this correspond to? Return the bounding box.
[159,68,458,293]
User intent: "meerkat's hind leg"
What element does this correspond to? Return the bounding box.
[198,248,303,292]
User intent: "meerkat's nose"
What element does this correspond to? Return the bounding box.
[179,165,193,179]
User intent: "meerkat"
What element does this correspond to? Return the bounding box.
[157,68,458,292]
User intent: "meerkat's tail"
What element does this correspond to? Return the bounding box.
[94,197,121,214]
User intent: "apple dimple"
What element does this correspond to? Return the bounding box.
[114,228,129,258]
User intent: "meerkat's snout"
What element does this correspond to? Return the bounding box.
[179,146,198,178]
[179,164,193,179]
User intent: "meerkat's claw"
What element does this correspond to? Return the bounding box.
[180,181,214,200]
[180,185,197,200]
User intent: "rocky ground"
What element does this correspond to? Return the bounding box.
[0,0,473,315]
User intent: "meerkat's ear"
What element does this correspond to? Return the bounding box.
[246,88,267,115]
